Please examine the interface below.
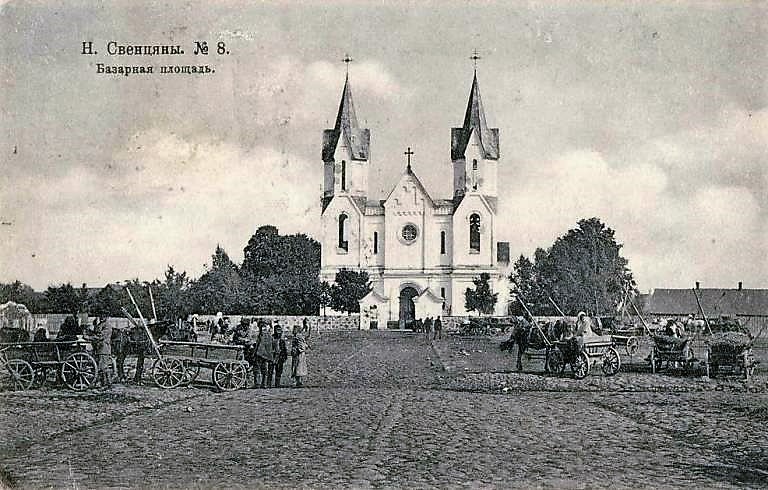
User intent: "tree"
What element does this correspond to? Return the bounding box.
[242,225,320,279]
[153,266,191,320]
[318,281,333,316]
[44,283,84,314]
[90,284,125,318]
[465,273,498,316]
[187,245,245,314]
[240,226,323,315]
[0,281,46,312]
[330,269,371,314]
[510,218,636,315]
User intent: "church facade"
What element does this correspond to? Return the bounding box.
[319,70,510,328]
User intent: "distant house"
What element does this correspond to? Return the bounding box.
[644,284,768,332]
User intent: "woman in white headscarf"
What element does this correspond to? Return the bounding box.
[291,321,310,387]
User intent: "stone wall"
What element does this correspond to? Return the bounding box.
[28,313,361,336]
[192,314,360,332]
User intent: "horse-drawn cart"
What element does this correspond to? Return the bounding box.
[152,341,249,391]
[547,336,622,379]
[0,340,98,391]
[705,325,761,381]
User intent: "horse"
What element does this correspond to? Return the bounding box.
[500,317,570,372]
[0,327,30,343]
[112,320,197,383]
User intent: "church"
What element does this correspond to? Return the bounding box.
[319,66,510,329]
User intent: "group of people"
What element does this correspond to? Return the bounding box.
[31,313,312,390]
[231,317,310,388]
[32,314,114,388]
[413,316,443,341]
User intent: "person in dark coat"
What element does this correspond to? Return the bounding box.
[33,327,49,342]
[433,316,443,341]
[423,317,433,341]
[272,323,288,388]
[232,318,251,345]
[88,316,112,388]
[254,321,274,388]
[57,314,82,341]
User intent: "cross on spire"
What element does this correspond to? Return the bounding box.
[404,146,414,171]
[470,49,481,73]
[342,54,353,78]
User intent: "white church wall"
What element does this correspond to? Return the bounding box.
[423,215,453,270]
[383,176,432,271]
[332,136,367,197]
[452,195,495,268]
[362,214,385,268]
[320,196,362,276]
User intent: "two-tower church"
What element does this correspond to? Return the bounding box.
[319,67,510,328]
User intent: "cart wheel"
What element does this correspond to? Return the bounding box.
[548,349,566,375]
[181,364,201,386]
[61,352,98,391]
[625,337,639,356]
[1,359,35,391]
[152,358,185,389]
[601,347,622,376]
[572,352,590,379]
[213,362,248,391]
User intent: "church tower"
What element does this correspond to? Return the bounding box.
[451,71,499,201]
[320,69,372,283]
[322,73,371,210]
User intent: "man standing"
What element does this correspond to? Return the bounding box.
[433,316,443,341]
[272,324,288,388]
[93,315,112,388]
[254,321,274,388]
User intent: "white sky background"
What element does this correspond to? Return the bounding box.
[0,1,766,291]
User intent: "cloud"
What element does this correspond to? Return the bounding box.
[499,145,767,290]
[305,60,401,98]
[1,130,321,289]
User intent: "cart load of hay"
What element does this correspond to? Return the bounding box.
[708,331,752,357]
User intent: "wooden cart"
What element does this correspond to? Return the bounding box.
[152,341,249,391]
[0,340,98,391]
[547,336,622,379]
[648,335,699,373]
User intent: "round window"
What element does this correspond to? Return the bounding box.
[401,224,418,243]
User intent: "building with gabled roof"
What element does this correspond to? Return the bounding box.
[319,68,509,328]
[644,284,768,332]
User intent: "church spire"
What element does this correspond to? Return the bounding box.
[322,67,370,162]
[452,70,499,161]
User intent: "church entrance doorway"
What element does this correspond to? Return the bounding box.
[398,286,419,329]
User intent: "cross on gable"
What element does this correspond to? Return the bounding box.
[404,146,414,171]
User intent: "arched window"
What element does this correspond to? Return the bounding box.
[472,159,478,191]
[338,214,348,251]
[341,160,347,191]
[440,230,446,254]
[469,213,481,252]
[373,231,378,254]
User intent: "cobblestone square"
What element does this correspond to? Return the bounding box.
[2,331,767,489]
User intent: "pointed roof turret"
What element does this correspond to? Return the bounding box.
[451,72,499,161]
[322,75,370,162]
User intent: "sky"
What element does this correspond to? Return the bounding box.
[0,0,766,291]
